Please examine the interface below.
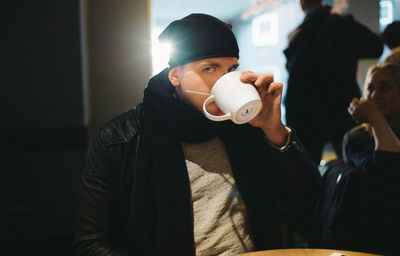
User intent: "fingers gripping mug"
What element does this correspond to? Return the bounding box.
[203,71,262,124]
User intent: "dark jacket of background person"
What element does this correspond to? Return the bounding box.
[381,20,400,66]
[73,73,322,255]
[318,125,400,255]
[284,6,383,163]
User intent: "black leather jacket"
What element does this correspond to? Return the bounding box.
[73,103,322,256]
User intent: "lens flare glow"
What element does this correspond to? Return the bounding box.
[151,28,171,75]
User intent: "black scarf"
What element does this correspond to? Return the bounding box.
[142,68,276,255]
[143,68,232,143]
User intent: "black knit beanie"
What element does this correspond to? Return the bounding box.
[158,13,239,67]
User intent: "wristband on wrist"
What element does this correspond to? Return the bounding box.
[266,126,294,152]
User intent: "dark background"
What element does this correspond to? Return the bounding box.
[2,1,87,255]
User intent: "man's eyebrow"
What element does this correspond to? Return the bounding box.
[198,61,221,67]
[198,62,240,69]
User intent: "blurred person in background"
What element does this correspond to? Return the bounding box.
[319,63,400,255]
[284,0,383,165]
[381,20,400,65]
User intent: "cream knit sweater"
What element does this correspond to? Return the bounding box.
[182,137,254,256]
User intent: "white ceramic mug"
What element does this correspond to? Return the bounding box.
[203,71,262,124]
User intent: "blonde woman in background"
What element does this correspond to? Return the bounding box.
[344,62,400,165]
[319,63,400,255]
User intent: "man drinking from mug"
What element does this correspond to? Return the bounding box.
[73,13,321,256]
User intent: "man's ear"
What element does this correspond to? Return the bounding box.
[168,67,181,87]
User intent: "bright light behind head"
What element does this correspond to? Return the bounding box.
[151,28,171,75]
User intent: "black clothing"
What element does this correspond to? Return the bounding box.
[319,125,400,255]
[74,70,321,256]
[284,6,383,164]
[342,124,375,167]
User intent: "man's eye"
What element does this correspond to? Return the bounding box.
[227,67,237,72]
[204,67,215,72]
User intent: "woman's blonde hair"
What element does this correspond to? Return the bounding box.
[363,63,400,137]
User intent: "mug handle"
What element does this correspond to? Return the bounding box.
[202,95,231,121]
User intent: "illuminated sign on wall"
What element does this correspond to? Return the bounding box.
[380,0,394,29]
[252,13,279,46]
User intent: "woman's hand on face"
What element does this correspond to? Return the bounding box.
[348,97,382,124]
[349,98,400,152]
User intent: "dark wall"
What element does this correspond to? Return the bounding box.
[2,1,87,255]
[3,0,85,129]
